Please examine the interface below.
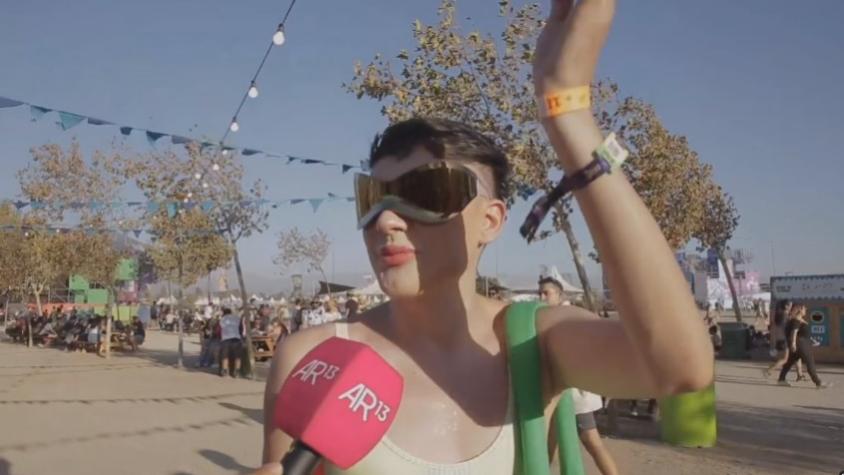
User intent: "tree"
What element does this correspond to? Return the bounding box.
[0,203,26,321]
[276,227,332,296]
[17,141,132,353]
[126,144,268,309]
[592,82,713,250]
[694,183,742,322]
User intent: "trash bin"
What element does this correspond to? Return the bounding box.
[718,322,751,359]
[660,383,717,448]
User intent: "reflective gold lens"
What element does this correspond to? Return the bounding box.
[354,164,478,227]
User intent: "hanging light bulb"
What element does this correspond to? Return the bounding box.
[24,231,30,237]
[248,82,259,98]
[202,181,209,189]
[272,25,286,46]
[183,197,189,203]
[222,149,230,156]
[186,192,193,199]
[212,163,220,171]
[229,118,240,132]
[194,173,202,180]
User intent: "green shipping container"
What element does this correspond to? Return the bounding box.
[86,289,110,305]
[68,275,90,291]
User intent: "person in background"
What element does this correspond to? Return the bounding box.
[764,299,803,380]
[322,300,343,324]
[218,307,244,378]
[128,316,145,351]
[197,317,215,368]
[257,304,272,333]
[778,304,831,389]
[344,297,360,322]
[539,267,619,475]
[267,317,289,346]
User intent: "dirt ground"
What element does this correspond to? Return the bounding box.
[0,329,841,475]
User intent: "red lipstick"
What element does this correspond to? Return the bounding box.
[380,245,416,267]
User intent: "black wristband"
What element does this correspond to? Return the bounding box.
[519,156,612,242]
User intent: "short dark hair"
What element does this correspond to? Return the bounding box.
[369,118,510,200]
[538,277,563,292]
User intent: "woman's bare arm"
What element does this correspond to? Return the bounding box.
[533,0,713,398]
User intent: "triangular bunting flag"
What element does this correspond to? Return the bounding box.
[147,202,159,214]
[57,111,86,131]
[146,131,167,146]
[171,135,192,145]
[287,156,299,164]
[302,159,323,165]
[87,117,113,126]
[290,199,305,205]
[341,164,354,174]
[30,105,51,122]
[346,197,355,202]
[327,192,338,200]
[201,201,214,213]
[13,200,28,210]
[360,160,370,172]
[309,199,323,213]
[241,148,260,156]
[166,202,177,218]
[31,201,44,210]
[0,97,24,109]
[126,201,142,208]
[132,230,142,238]
[120,126,133,136]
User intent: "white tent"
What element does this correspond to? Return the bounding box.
[351,280,385,296]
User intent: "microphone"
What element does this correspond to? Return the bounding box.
[274,336,404,474]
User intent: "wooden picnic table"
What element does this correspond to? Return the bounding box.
[251,335,276,361]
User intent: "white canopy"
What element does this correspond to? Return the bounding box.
[351,280,385,296]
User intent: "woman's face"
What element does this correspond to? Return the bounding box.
[362,147,506,299]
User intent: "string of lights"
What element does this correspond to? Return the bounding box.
[219,0,299,147]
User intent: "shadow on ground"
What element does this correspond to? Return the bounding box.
[219,402,263,425]
[601,402,844,475]
[199,448,253,474]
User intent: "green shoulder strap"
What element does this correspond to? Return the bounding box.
[506,301,584,475]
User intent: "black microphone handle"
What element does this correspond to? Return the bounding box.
[281,440,322,475]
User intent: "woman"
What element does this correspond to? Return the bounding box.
[257,1,713,473]
[777,305,831,389]
[763,300,804,380]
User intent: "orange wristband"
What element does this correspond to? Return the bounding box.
[539,86,591,118]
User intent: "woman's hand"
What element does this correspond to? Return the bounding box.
[532,0,615,95]
[250,463,283,475]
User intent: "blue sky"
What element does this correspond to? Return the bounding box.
[1,0,843,292]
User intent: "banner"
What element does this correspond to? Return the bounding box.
[0,95,360,173]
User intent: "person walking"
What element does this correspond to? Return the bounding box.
[764,299,804,380]
[777,304,831,389]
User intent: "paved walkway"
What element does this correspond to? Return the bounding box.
[0,330,842,475]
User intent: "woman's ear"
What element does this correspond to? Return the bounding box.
[479,199,507,246]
